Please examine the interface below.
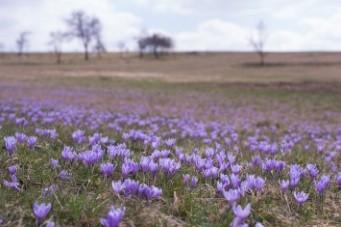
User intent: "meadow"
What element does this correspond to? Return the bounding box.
[0,52,340,226]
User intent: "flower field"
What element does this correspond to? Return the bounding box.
[0,78,341,227]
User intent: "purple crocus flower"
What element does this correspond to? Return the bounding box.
[251,155,262,167]
[314,175,330,194]
[293,191,309,204]
[58,170,71,180]
[72,129,85,144]
[279,180,290,193]
[121,159,139,177]
[15,117,27,126]
[164,138,176,147]
[289,164,303,188]
[140,156,159,176]
[107,144,131,159]
[217,181,228,193]
[79,150,102,166]
[249,176,265,191]
[27,136,37,149]
[230,174,241,188]
[205,147,215,158]
[220,174,230,185]
[100,205,125,227]
[100,163,115,177]
[159,158,181,176]
[112,180,125,195]
[263,159,286,173]
[48,129,58,140]
[183,174,198,188]
[232,203,251,227]
[203,167,219,179]
[306,163,319,178]
[46,220,55,227]
[7,165,17,175]
[231,164,241,174]
[50,159,59,169]
[223,188,240,204]
[61,146,76,161]
[3,175,20,191]
[122,179,140,197]
[33,202,52,225]
[227,153,236,164]
[15,132,27,143]
[89,132,102,145]
[233,203,251,219]
[100,136,109,144]
[4,136,17,155]
[138,184,162,200]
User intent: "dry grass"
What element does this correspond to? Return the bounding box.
[1,52,341,84]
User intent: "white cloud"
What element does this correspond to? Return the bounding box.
[175,19,249,51]
[134,0,195,14]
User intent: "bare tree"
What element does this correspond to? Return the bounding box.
[16,32,30,57]
[49,31,67,64]
[65,10,102,60]
[93,34,106,58]
[249,21,267,66]
[137,33,174,59]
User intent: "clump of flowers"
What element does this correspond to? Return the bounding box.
[183,174,198,189]
[112,179,162,200]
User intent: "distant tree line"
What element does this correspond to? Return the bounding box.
[2,10,268,65]
[8,10,175,64]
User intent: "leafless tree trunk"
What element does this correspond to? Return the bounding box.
[249,21,267,66]
[16,32,30,57]
[84,42,89,60]
[49,31,66,64]
[93,35,106,59]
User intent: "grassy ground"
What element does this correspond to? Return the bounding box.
[0,53,341,226]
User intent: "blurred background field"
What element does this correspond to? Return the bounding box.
[1,52,341,124]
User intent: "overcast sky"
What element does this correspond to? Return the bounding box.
[1,0,341,52]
